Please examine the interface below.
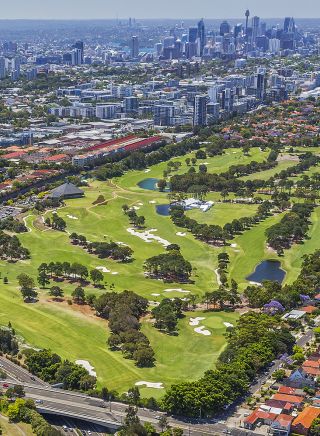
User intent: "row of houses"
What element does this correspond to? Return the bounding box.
[244,348,320,435]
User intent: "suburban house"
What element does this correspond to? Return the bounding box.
[291,406,320,435]
[244,408,277,430]
[270,414,293,436]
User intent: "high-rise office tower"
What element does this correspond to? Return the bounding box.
[74,41,84,64]
[188,27,198,43]
[220,21,231,36]
[197,19,206,56]
[0,57,6,79]
[193,95,207,127]
[252,16,260,45]
[284,17,295,33]
[131,36,139,58]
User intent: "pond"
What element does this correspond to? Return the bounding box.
[137,178,171,191]
[246,260,286,284]
[156,204,171,216]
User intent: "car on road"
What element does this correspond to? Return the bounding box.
[35,400,43,404]
[2,383,9,388]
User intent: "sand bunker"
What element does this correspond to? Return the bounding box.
[164,288,190,294]
[67,215,78,220]
[224,322,234,328]
[176,232,186,236]
[75,360,97,377]
[214,269,222,286]
[111,272,119,275]
[144,169,151,173]
[231,243,237,247]
[189,317,205,326]
[151,293,161,297]
[194,326,211,336]
[132,206,140,210]
[149,200,157,204]
[96,266,110,273]
[127,228,171,247]
[135,381,164,389]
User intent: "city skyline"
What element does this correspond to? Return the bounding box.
[1,0,320,20]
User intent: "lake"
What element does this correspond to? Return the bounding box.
[246,260,286,284]
[137,178,171,191]
[156,204,171,216]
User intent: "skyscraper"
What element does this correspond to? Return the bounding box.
[131,36,139,58]
[252,16,260,45]
[245,9,250,54]
[197,19,206,56]
[74,41,84,64]
[284,17,295,33]
[220,21,231,36]
[193,95,207,127]
[188,27,198,43]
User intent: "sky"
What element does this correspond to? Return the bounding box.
[1,0,320,20]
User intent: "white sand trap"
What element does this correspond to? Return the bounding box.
[189,317,205,326]
[138,202,143,206]
[149,200,156,204]
[231,243,237,247]
[232,151,237,154]
[67,215,78,220]
[75,360,97,377]
[135,381,164,389]
[202,162,209,165]
[151,293,160,297]
[234,249,240,253]
[144,169,151,173]
[194,326,211,336]
[176,232,187,236]
[224,322,234,328]
[249,281,263,287]
[132,206,140,210]
[116,241,128,246]
[164,288,190,294]
[111,272,118,275]
[96,266,110,273]
[127,228,171,247]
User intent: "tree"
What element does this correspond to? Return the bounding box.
[72,286,86,304]
[159,415,169,432]
[49,286,64,300]
[158,179,167,192]
[90,269,104,286]
[127,386,140,405]
[272,369,286,382]
[311,418,320,436]
[38,271,50,288]
[17,273,37,302]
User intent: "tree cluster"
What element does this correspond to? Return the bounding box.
[70,232,133,262]
[24,349,96,392]
[45,214,66,231]
[266,202,315,253]
[94,291,155,367]
[0,217,27,233]
[152,298,186,334]
[144,249,192,283]
[0,232,30,261]
[0,327,19,355]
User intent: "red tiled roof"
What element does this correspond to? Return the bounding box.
[274,414,294,426]
[244,408,277,425]
[272,394,304,404]
[303,360,320,369]
[301,305,318,314]
[278,386,298,395]
[292,406,320,431]
[2,151,27,159]
[46,154,69,162]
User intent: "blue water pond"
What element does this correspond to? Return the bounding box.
[138,178,171,191]
[246,260,286,284]
[156,204,171,216]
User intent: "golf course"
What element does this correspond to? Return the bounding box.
[1,144,320,396]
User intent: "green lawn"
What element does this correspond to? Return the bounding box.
[240,159,297,181]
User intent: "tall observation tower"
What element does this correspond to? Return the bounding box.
[245,9,250,54]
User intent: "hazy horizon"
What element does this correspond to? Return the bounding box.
[2,0,320,20]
